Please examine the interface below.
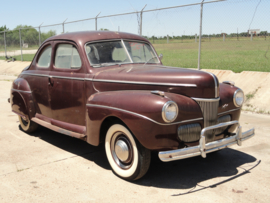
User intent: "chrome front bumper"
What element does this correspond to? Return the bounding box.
[159,121,255,162]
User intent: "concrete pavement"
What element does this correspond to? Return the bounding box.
[0,78,269,202]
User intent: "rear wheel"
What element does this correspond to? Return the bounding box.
[19,116,38,133]
[105,124,151,181]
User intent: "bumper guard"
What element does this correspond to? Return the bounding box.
[158,121,255,162]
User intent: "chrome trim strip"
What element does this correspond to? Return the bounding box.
[202,71,218,98]
[51,75,85,81]
[192,97,220,102]
[21,72,48,77]
[218,108,241,115]
[21,72,196,87]
[92,79,197,87]
[86,104,203,126]
[20,73,85,81]
[11,88,31,93]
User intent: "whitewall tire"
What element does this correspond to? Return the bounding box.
[19,116,38,133]
[105,124,151,180]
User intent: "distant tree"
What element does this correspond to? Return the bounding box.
[0,25,8,32]
[99,28,109,31]
[260,31,268,35]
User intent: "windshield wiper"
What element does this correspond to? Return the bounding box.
[93,63,120,68]
[143,56,158,66]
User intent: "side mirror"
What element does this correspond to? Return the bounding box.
[159,53,163,60]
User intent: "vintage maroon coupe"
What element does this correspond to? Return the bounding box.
[9,31,255,180]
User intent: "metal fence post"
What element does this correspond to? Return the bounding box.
[140,5,147,36]
[19,29,23,61]
[223,33,225,42]
[167,35,169,43]
[251,33,253,41]
[39,22,43,46]
[62,18,67,33]
[197,0,205,70]
[4,31,7,57]
[95,12,101,31]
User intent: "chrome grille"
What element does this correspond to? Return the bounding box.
[178,123,201,142]
[195,99,219,142]
[216,115,232,135]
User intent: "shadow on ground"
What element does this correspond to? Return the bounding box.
[21,125,258,192]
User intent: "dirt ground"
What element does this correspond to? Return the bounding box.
[0,75,270,202]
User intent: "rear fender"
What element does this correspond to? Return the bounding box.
[10,78,35,120]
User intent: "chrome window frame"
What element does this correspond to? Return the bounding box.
[84,39,161,67]
[36,45,52,69]
[54,43,82,70]
[122,39,160,64]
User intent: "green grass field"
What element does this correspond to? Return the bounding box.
[0,54,35,61]
[0,38,269,73]
[153,39,270,72]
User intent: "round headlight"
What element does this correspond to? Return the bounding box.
[162,101,178,123]
[233,89,244,107]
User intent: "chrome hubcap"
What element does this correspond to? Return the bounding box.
[111,132,133,169]
[115,140,129,162]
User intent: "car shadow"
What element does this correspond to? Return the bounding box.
[135,149,259,194]
[21,125,259,192]
[20,125,111,170]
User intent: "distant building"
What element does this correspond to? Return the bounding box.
[248,29,260,35]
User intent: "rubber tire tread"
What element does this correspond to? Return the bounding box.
[19,116,39,133]
[133,139,151,180]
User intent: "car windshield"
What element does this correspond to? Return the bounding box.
[85,40,159,67]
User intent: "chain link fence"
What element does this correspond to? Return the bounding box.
[0,0,269,72]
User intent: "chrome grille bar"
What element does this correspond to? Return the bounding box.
[193,98,220,142]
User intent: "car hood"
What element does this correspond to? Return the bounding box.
[93,64,219,98]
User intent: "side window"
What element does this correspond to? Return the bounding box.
[55,44,82,69]
[37,46,52,68]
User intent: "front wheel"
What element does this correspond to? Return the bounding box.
[105,124,151,181]
[19,116,39,133]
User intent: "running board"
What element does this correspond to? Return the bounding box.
[31,117,86,140]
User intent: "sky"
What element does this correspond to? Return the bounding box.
[1,0,269,36]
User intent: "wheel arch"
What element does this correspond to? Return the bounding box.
[10,78,36,119]
[99,116,129,144]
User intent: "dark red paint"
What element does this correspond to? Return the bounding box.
[10,31,244,151]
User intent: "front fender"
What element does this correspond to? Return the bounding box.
[10,78,35,119]
[85,90,202,150]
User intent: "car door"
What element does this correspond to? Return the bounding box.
[49,41,86,127]
[28,42,53,119]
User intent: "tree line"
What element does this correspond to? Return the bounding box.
[0,25,56,47]
[144,31,269,40]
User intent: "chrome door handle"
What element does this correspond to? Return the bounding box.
[48,77,54,86]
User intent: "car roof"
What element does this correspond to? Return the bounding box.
[44,31,149,45]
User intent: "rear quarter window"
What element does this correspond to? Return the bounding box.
[37,46,52,68]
